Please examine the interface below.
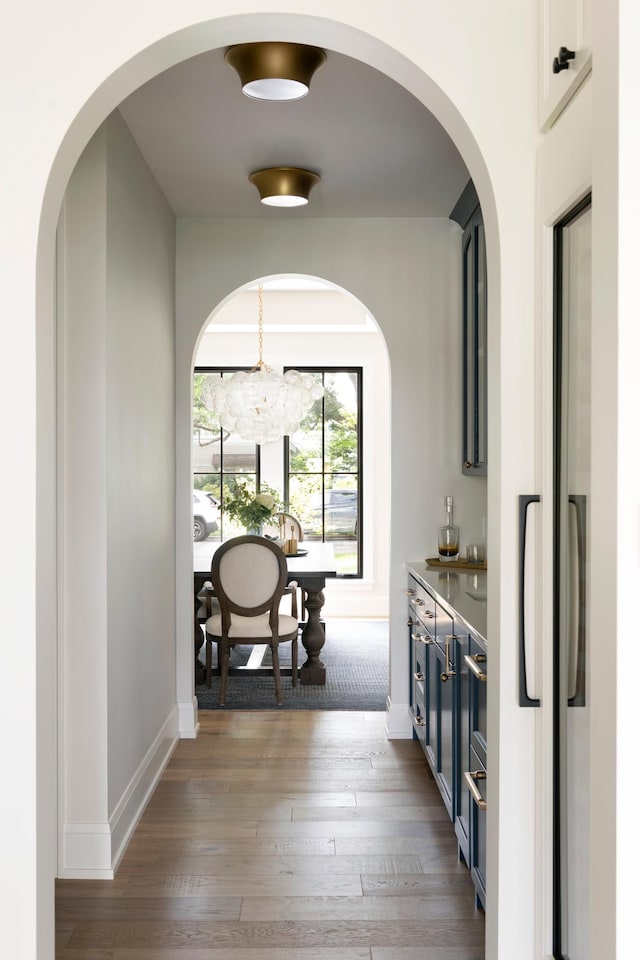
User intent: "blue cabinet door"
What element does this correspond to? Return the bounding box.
[429,635,455,819]
[469,744,487,910]
[455,630,471,866]
[409,618,428,742]
[466,636,487,909]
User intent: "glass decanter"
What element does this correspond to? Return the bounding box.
[438,495,459,562]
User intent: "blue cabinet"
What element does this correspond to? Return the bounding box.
[464,634,487,908]
[430,620,456,817]
[455,631,472,866]
[407,579,458,820]
[407,566,487,909]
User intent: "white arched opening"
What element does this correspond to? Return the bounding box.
[190,274,392,617]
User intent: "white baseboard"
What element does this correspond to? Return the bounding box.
[385,696,414,739]
[178,696,200,738]
[61,706,179,878]
[61,822,115,878]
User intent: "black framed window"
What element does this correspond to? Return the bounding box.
[192,368,260,542]
[284,368,362,577]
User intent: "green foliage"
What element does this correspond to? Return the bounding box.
[193,373,221,445]
[288,380,358,474]
[224,480,283,529]
[327,410,358,472]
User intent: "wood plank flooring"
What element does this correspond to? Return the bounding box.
[56,710,485,960]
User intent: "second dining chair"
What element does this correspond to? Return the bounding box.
[204,535,299,705]
[263,512,306,622]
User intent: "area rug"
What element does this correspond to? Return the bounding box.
[196,618,388,711]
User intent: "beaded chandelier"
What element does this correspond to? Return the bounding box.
[209,283,324,444]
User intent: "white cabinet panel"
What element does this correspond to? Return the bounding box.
[540,0,592,129]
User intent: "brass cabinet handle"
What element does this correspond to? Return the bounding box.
[407,617,417,627]
[414,714,425,726]
[413,671,425,682]
[464,653,487,681]
[440,635,456,682]
[464,770,487,810]
[405,588,416,596]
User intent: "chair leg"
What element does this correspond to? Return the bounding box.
[219,640,230,705]
[205,634,213,688]
[290,587,298,620]
[271,642,283,705]
[291,634,298,687]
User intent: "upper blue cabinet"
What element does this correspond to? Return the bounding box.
[452,182,487,477]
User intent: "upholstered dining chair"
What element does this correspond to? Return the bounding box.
[205,535,299,705]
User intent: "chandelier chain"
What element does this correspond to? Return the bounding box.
[258,282,264,368]
[209,279,324,443]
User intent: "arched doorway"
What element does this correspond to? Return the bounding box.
[190,276,391,703]
[191,277,391,609]
[14,8,537,959]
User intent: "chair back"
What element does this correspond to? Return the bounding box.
[265,512,304,543]
[212,536,287,627]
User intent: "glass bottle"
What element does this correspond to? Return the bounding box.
[438,495,459,562]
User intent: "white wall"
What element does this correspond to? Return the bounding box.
[176,218,487,735]
[0,4,545,958]
[59,111,178,877]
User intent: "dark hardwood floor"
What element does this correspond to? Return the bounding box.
[56,710,485,959]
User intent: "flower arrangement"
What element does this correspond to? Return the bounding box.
[224,481,282,531]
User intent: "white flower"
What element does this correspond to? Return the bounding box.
[255,492,276,513]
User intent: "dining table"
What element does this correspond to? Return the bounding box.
[193,540,337,685]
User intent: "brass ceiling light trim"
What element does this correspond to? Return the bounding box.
[249,166,320,208]
[225,42,326,101]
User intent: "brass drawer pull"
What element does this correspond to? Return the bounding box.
[405,588,416,596]
[414,714,426,726]
[413,671,424,682]
[441,635,456,681]
[464,653,487,681]
[464,770,487,810]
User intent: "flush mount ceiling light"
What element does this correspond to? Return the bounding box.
[225,41,326,101]
[249,166,320,207]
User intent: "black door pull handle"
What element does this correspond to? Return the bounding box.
[553,46,576,74]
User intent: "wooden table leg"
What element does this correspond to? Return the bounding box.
[299,580,326,685]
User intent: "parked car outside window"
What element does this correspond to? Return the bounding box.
[193,490,219,541]
[310,488,358,534]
